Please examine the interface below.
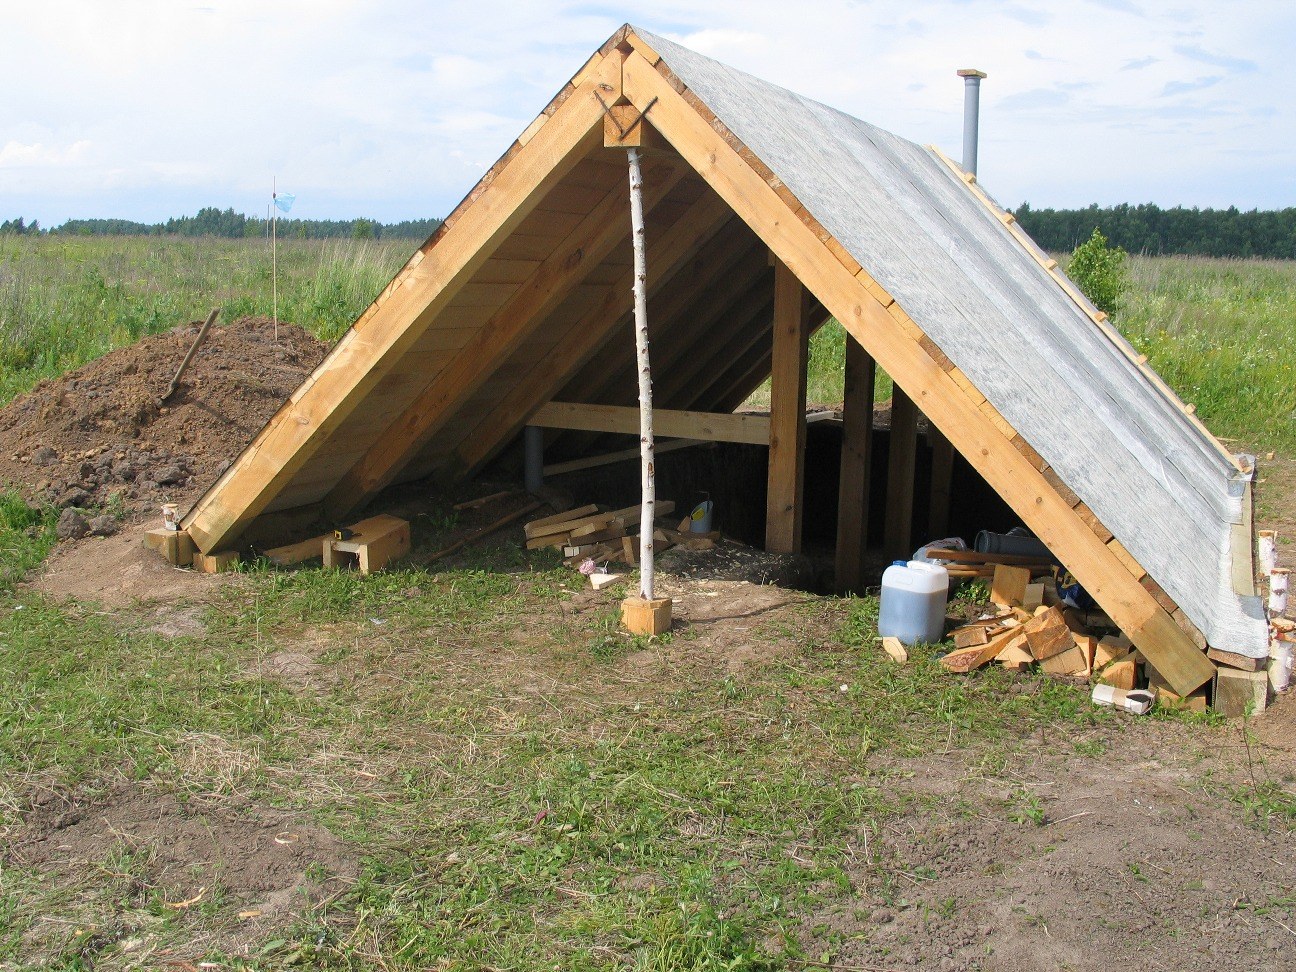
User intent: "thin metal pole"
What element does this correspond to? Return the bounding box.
[957,69,987,177]
[523,425,544,493]
[627,147,656,600]
[272,177,278,342]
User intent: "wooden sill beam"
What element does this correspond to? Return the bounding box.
[530,401,769,444]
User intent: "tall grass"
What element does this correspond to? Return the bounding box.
[1,239,1291,451]
[0,235,412,405]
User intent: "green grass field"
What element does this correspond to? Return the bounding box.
[0,235,411,405]
[1,236,1293,449]
[0,238,1294,967]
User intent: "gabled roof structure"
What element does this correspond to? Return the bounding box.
[182,25,1267,694]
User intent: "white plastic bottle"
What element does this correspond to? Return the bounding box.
[878,560,950,646]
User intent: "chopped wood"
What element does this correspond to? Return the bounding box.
[881,636,908,663]
[1022,583,1045,613]
[997,643,1035,672]
[1040,644,1089,677]
[1023,606,1073,660]
[590,572,623,591]
[953,626,989,649]
[1072,633,1097,672]
[1207,647,1266,672]
[1094,638,1130,670]
[563,543,600,558]
[991,565,1031,608]
[621,536,638,565]
[429,501,543,563]
[942,629,1024,673]
[1098,653,1140,691]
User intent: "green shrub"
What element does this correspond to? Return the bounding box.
[1067,227,1129,317]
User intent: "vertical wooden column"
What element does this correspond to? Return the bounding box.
[765,258,809,554]
[884,386,918,559]
[835,337,876,593]
[928,427,955,539]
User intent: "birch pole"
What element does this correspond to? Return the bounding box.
[627,147,656,600]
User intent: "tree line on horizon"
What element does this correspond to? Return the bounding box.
[0,208,443,241]
[4,202,1296,259]
[1013,202,1296,260]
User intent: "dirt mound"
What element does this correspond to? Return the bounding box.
[0,316,327,516]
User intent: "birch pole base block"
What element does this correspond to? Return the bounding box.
[621,596,673,636]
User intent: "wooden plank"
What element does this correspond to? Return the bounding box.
[454,195,737,475]
[617,44,1216,696]
[884,387,918,559]
[263,534,328,566]
[321,157,690,520]
[1231,480,1257,597]
[835,336,875,593]
[543,438,704,477]
[530,401,770,444]
[927,426,954,539]
[183,51,622,553]
[765,258,809,554]
[1207,646,1265,673]
[1214,667,1269,718]
[523,504,600,538]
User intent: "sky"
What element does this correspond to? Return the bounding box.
[1,0,1292,226]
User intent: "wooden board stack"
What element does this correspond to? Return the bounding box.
[523,501,679,568]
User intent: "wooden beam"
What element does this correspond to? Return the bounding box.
[530,401,769,444]
[543,437,705,476]
[604,105,673,152]
[618,41,1216,694]
[452,194,736,475]
[884,387,918,559]
[765,258,809,554]
[321,158,690,520]
[928,426,954,539]
[836,336,876,593]
[182,50,623,553]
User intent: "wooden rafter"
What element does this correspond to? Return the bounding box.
[321,158,689,520]
[619,37,1215,695]
[451,190,735,476]
[182,50,624,552]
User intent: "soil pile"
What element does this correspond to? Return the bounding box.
[0,316,327,515]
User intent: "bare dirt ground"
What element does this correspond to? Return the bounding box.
[0,316,326,517]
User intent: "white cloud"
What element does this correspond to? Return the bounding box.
[0,0,1292,222]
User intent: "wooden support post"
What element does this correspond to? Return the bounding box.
[884,386,918,559]
[835,337,875,593]
[765,257,809,554]
[928,426,954,539]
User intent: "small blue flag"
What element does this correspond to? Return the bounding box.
[274,192,296,213]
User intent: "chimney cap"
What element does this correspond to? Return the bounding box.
[957,68,988,79]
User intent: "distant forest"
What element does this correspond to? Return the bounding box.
[0,208,442,241]
[4,203,1296,259]
[1012,203,1296,259]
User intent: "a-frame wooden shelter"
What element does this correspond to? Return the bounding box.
[181,26,1267,695]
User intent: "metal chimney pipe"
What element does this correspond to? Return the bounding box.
[957,68,987,176]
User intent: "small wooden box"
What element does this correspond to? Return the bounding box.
[143,527,195,567]
[323,515,410,575]
[621,596,672,636]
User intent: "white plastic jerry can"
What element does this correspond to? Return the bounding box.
[878,560,950,646]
